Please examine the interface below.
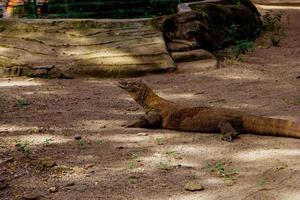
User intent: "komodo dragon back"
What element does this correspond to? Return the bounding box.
[118,80,300,140]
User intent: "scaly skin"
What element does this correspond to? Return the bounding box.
[118,80,300,141]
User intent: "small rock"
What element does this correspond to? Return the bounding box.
[84,164,94,169]
[184,181,204,192]
[23,193,40,200]
[49,187,58,193]
[116,146,125,150]
[64,181,75,187]
[137,132,148,136]
[74,134,82,140]
[100,125,106,129]
[297,76,300,79]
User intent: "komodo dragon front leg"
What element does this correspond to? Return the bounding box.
[126,109,162,129]
[218,121,240,142]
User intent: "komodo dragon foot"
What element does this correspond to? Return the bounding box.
[218,121,240,142]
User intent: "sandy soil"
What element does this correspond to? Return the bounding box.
[0,8,300,200]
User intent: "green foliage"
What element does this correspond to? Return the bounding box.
[233,0,241,5]
[235,40,255,56]
[159,160,171,170]
[262,10,284,32]
[155,138,164,145]
[131,153,139,160]
[215,161,226,177]
[225,24,240,42]
[78,139,86,148]
[15,140,32,155]
[206,160,239,178]
[16,99,30,108]
[262,10,286,47]
[190,171,197,179]
[256,178,266,187]
[43,138,54,145]
[128,162,135,170]
[166,149,178,156]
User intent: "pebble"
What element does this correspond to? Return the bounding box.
[184,181,204,192]
[84,164,94,169]
[137,132,149,136]
[74,134,82,140]
[23,193,40,200]
[64,181,75,187]
[49,187,58,193]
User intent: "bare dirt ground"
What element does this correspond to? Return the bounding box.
[0,8,300,200]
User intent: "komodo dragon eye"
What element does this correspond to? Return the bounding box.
[118,81,141,92]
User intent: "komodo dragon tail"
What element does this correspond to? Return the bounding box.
[243,115,300,138]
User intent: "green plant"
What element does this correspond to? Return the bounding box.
[155,138,164,145]
[262,11,286,46]
[131,153,139,160]
[16,99,30,108]
[233,0,241,5]
[128,162,134,170]
[43,138,53,145]
[78,139,86,148]
[215,161,226,177]
[159,160,170,170]
[224,57,240,65]
[206,161,239,178]
[15,140,32,155]
[262,10,284,32]
[235,40,255,57]
[225,24,240,42]
[190,171,197,179]
[166,149,177,156]
[62,128,71,134]
[256,178,266,187]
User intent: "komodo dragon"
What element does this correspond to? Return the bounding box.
[118,80,300,141]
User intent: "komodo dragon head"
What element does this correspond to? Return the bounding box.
[118,80,148,101]
[118,80,176,114]
[118,80,159,112]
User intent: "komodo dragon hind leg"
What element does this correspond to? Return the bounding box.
[218,121,240,142]
[125,110,162,129]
